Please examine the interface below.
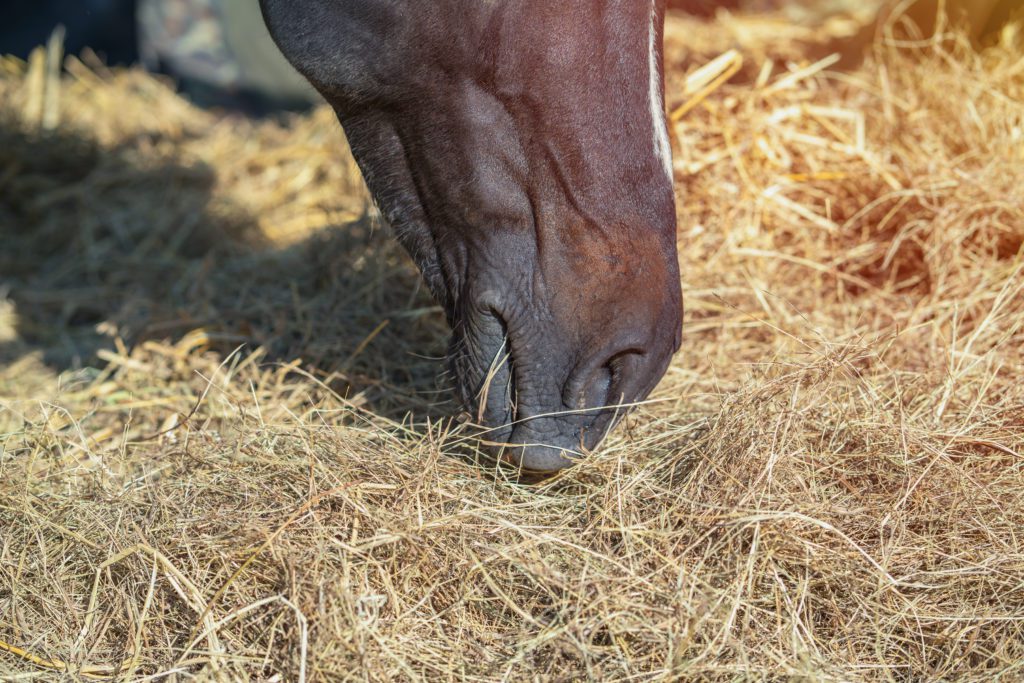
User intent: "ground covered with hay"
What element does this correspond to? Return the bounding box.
[2,8,1023,682]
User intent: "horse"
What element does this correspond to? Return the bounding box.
[259,0,682,472]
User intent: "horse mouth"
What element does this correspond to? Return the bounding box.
[452,310,609,473]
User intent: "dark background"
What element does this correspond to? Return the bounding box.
[2,0,139,64]
[0,0,745,67]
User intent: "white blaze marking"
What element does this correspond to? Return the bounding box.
[648,2,673,179]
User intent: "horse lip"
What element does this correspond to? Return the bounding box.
[501,442,581,473]
[493,408,609,472]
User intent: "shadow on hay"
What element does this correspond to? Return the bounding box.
[0,120,454,422]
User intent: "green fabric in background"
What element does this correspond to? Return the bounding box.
[137,0,320,112]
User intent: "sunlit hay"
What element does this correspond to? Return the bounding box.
[2,8,1024,682]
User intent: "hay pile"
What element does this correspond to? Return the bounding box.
[2,11,1023,682]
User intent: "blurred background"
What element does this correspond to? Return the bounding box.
[0,0,320,114]
[2,0,1019,116]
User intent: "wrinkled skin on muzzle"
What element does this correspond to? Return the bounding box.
[261,0,682,472]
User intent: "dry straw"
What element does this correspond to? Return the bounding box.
[1,6,1023,682]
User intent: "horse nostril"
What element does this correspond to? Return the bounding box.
[578,350,643,411]
[582,364,612,411]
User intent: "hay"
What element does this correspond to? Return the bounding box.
[1,10,1023,681]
